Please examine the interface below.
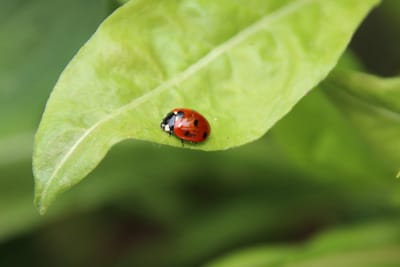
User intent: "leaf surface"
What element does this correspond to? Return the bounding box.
[33,0,379,213]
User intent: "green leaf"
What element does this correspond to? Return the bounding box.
[205,219,400,267]
[33,0,379,214]
[328,70,400,114]
[272,89,391,185]
[0,0,110,238]
[322,70,400,177]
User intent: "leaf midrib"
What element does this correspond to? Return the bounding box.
[38,0,315,211]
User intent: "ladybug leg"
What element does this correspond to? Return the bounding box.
[181,139,185,147]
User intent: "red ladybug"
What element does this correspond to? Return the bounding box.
[160,108,211,144]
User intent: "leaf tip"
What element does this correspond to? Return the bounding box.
[34,186,49,215]
[38,206,48,216]
[34,195,47,215]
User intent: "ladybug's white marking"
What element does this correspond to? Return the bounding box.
[163,124,170,132]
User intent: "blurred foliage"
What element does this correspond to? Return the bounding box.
[0,0,400,267]
[350,0,400,76]
[206,219,400,267]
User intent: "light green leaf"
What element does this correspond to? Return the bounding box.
[323,70,400,177]
[33,0,379,214]
[0,0,110,238]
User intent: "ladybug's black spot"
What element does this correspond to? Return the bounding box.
[203,132,208,139]
[184,131,191,137]
[194,119,199,127]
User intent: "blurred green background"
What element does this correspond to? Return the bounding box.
[1,0,400,266]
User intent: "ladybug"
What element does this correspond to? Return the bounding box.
[160,108,211,144]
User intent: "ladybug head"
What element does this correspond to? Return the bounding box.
[160,112,175,134]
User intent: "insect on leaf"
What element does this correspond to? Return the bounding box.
[33,0,380,213]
